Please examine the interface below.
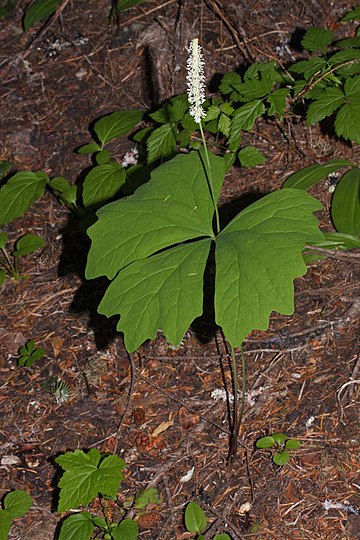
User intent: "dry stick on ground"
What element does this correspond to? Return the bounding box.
[113,351,136,454]
[307,246,360,262]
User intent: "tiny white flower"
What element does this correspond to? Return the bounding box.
[186,38,206,124]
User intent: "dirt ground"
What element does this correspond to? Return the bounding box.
[0,1,359,539]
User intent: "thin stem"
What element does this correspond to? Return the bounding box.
[198,121,220,235]
[0,248,16,278]
[228,344,246,467]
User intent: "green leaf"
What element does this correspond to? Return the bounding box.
[23,0,61,32]
[289,57,327,79]
[271,432,287,445]
[94,110,143,146]
[213,534,232,539]
[58,513,94,540]
[283,159,354,190]
[111,519,139,540]
[215,189,323,346]
[267,88,289,118]
[96,150,111,165]
[218,113,231,137]
[273,450,290,466]
[0,171,48,225]
[341,7,360,22]
[204,105,220,122]
[238,146,266,167]
[147,123,177,163]
[335,102,360,143]
[306,87,345,125]
[185,502,207,533]
[285,439,301,450]
[117,0,144,10]
[336,36,360,48]
[331,168,360,236]
[0,269,6,288]
[219,72,242,95]
[55,449,125,512]
[301,27,333,53]
[0,161,12,180]
[49,177,77,207]
[312,231,360,250]
[231,73,275,102]
[256,436,275,449]
[0,232,7,250]
[4,490,32,518]
[0,511,12,540]
[329,48,360,69]
[82,164,126,207]
[223,152,236,172]
[134,487,162,510]
[13,233,45,257]
[77,143,101,155]
[91,516,107,529]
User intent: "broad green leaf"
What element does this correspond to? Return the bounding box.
[0,511,12,540]
[205,105,221,121]
[301,27,333,53]
[118,0,144,10]
[58,513,94,540]
[91,516,107,528]
[283,159,353,190]
[94,110,143,146]
[219,72,242,95]
[238,146,266,167]
[231,73,274,102]
[215,189,323,347]
[335,102,360,143]
[77,143,101,154]
[147,123,177,163]
[228,100,264,148]
[285,439,301,450]
[0,171,48,225]
[218,113,231,137]
[55,449,125,512]
[341,7,360,22]
[213,534,232,539]
[86,151,224,280]
[185,502,207,533]
[273,450,290,466]
[289,57,327,80]
[272,432,287,445]
[4,490,32,518]
[82,163,126,207]
[267,88,289,118]
[331,168,360,236]
[0,232,7,249]
[111,519,139,540]
[24,0,61,32]
[96,149,111,165]
[306,87,345,125]
[132,127,153,143]
[13,233,45,257]
[336,36,360,48]
[224,152,236,172]
[0,269,6,288]
[134,487,161,510]
[99,240,211,351]
[256,436,275,449]
[329,48,360,69]
[49,177,77,207]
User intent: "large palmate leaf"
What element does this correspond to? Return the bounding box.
[215,190,323,346]
[86,151,322,351]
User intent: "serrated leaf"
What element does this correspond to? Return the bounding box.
[147,123,177,163]
[289,57,327,79]
[4,490,32,518]
[205,105,221,121]
[185,502,207,533]
[224,152,236,171]
[118,0,144,10]
[218,113,231,137]
[301,27,333,53]
[306,87,345,125]
[58,513,94,540]
[341,7,360,22]
[134,487,162,510]
[283,159,354,190]
[256,436,275,449]
[132,127,153,143]
[0,232,7,249]
[219,72,242,95]
[82,164,126,207]
[272,432,287,445]
[273,450,290,466]
[231,73,275,102]
[238,146,265,167]
[336,36,360,48]
[331,168,360,236]
[94,110,143,146]
[335,102,360,143]
[77,143,101,155]
[267,88,289,118]
[55,449,125,512]
[285,439,301,450]
[24,0,61,32]
[329,48,360,68]
[13,233,45,257]
[0,171,48,225]
[215,189,323,346]
[0,511,12,540]
[111,519,139,540]
[228,100,265,149]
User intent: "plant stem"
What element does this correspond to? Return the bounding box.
[198,121,220,235]
[0,248,17,278]
[228,344,246,467]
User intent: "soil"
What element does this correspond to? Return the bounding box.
[0,1,359,539]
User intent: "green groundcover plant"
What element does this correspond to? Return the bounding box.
[0,490,32,540]
[256,432,301,467]
[185,501,232,539]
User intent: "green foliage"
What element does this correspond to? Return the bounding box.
[13,233,45,257]
[86,149,322,351]
[184,502,232,539]
[0,490,32,540]
[0,171,48,226]
[93,110,143,147]
[18,339,45,367]
[256,432,301,467]
[0,230,45,284]
[134,487,162,510]
[23,0,62,32]
[238,146,265,167]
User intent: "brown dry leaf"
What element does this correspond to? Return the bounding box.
[51,336,64,358]
[151,420,174,438]
[0,328,26,354]
[137,511,161,529]
[178,406,200,430]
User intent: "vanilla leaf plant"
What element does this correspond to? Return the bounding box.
[86,39,323,463]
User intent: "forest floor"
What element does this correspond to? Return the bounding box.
[0,1,359,539]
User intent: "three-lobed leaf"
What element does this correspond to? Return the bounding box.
[0,171,48,226]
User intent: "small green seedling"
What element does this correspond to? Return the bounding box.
[18,340,45,367]
[256,432,301,466]
[56,448,139,540]
[0,231,45,285]
[0,490,32,540]
[185,502,232,539]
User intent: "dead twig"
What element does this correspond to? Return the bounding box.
[114,351,136,454]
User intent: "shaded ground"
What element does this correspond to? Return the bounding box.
[0,1,359,538]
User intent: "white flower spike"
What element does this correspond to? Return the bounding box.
[186,38,206,124]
